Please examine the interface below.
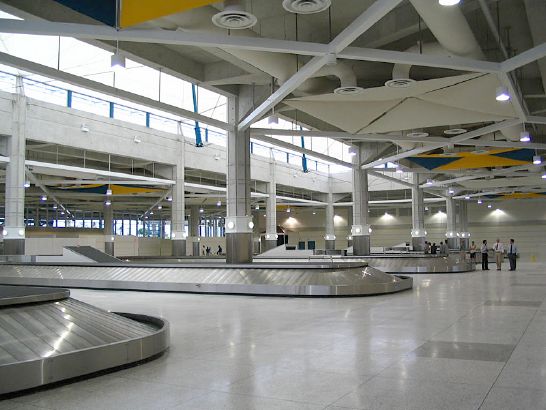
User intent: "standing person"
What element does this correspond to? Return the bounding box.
[424,241,430,254]
[431,243,437,255]
[507,239,518,271]
[493,238,505,270]
[202,245,206,256]
[469,241,477,262]
[217,245,223,255]
[481,240,489,270]
[439,241,448,256]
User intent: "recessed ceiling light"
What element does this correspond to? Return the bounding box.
[533,155,542,165]
[477,199,483,204]
[487,204,492,208]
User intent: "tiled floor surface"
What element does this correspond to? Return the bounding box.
[3,262,546,409]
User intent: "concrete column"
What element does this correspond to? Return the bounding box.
[459,200,470,250]
[324,178,336,250]
[35,206,40,228]
[351,145,371,255]
[171,139,186,256]
[411,174,427,251]
[225,97,253,264]
[103,202,114,256]
[264,157,278,251]
[445,196,458,249]
[347,207,353,248]
[190,205,200,256]
[4,78,27,255]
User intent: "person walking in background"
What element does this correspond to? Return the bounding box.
[431,242,437,255]
[494,238,505,270]
[469,241,477,262]
[507,238,518,271]
[424,241,430,254]
[217,245,223,255]
[481,240,489,270]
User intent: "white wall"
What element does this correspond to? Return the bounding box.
[271,199,546,262]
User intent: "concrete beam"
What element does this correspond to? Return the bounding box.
[0,52,229,131]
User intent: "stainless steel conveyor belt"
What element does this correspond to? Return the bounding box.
[0,285,169,395]
[0,263,413,296]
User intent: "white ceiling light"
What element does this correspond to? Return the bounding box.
[105,200,111,206]
[106,188,112,196]
[348,147,357,157]
[496,86,510,102]
[40,195,47,201]
[464,195,470,200]
[111,51,126,71]
[542,172,546,179]
[477,199,483,204]
[439,0,461,6]
[212,1,257,29]
[217,200,222,207]
[157,205,162,210]
[448,188,455,194]
[199,207,204,213]
[487,204,492,208]
[166,196,173,202]
[267,115,279,125]
[334,86,364,95]
[286,208,291,213]
[520,131,531,142]
[255,204,260,210]
[282,0,331,14]
[533,155,542,165]
[444,128,467,135]
[425,179,433,186]
[23,180,30,188]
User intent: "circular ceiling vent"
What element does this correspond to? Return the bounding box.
[334,86,364,95]
[406,131,429,138]
[385,78,416,88]
[212,7,257,30]
[282,0,331,14]
[444,128,467,135]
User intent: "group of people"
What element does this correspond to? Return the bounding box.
[423,241,448,256]
[202,245,223,256]
[468,238,519,271]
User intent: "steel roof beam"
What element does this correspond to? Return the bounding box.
[360,119,522,169]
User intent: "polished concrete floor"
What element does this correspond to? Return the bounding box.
[3,262,546,409]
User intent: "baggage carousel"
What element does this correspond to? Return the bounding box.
[0,262,412,296]
[255,254,475,274]
[0,285,169,395]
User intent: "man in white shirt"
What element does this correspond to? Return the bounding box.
[493,238,505,270]
[507,238,518,271]
[481,240,489,270]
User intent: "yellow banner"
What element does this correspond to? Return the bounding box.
[120,0,218,28]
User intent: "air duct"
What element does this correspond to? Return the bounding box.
[170,6,359,95]
[399,0,521,141]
